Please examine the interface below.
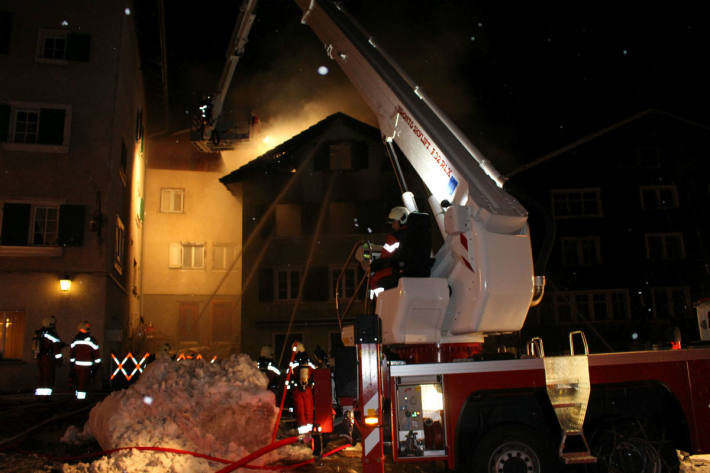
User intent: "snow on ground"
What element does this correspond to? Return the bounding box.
[681,454,710,473]
[61,353,311,473]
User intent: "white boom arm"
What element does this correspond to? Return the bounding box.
[295,0,535,342]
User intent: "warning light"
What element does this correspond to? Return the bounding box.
[364,416,379,426]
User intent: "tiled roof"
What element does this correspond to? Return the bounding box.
[220,112,378,184]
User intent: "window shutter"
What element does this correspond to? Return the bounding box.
[168,243,182,268]
[66,33,90,61]
[258,268,274,302]
[38,108,65,145]
[303,266,329,301]
[57,205,85,246]
[0,12,12,54]
[1,203,31,245]
[0,103,10,142]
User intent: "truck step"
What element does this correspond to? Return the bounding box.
[561,452,597,464]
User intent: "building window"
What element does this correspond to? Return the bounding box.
[0,311,25,359]
[32,206,59,245]
[561,236,601,266]
[36,30,90,63]
[645,233,685,260]
[551,189,602,218]
[1,103,70,148]
[160,188,184,213]
[114,216,125,274]
[650,287,689,320]
[0,11,12,54]
[553,290,630,323]
[639,185,678,210]
[183,243,205,269]
[213,243,237,270]
[331,265,361,300]
[1,202,60,246]
[275,204,301,237]
[178,302,200,342]
[276,268,300,301]
[329,142,353,170]
[211,302,232,342]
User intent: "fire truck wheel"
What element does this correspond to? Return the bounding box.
[589,419,678,473]
[471,425,552,473]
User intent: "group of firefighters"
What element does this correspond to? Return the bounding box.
[32,316,101,400]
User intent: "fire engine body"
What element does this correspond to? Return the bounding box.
[287,1,710,472]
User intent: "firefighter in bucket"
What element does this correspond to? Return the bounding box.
[289,342,317,436]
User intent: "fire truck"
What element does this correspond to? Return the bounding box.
[285,2,710,473]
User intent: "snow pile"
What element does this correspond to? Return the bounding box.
[63,354,310,472]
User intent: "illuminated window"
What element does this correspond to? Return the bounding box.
[553,290,629,323]
[0,311,25,359]
[213,243,237,270]
[160,188,184,213]
[639,185,678,210]
[551,189,602,218]
[560,236,601,266]
[645,233,685,260]
[114,216,125,274]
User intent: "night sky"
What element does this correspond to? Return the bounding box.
[141,0,709,173]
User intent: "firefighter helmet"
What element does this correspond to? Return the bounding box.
[294,341,305,353]
[77,321,91,333]
[388,206,409,224]
[260,345,274,359]
[42,316,56,328]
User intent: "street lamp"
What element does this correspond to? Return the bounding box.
[59,274,72,292]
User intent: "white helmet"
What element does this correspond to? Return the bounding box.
[388,206,409,224]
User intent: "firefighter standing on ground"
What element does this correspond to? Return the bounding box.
[257,345,282,394]
[69,321,101,400]
[33,316,64,397]
[289,342,317,435]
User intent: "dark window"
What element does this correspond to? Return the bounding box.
[0,103,9,141]
[1,203,31,245]
[303,266,329,301]
[0,11,12,54]
[313,140,368,172]
[38,108,65,144]
[66,33,91,61]
[258,268,274,302]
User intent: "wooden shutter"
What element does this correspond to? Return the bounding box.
[0,103,10,142]
[57,205,85,246]
[38,108,65,145]
[1,203,30,245]
[168,243,182,268]
[66,33,90,61]
[258,268,274,302]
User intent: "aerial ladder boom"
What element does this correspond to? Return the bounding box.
[191,0,259,152]
[295,0,539,342]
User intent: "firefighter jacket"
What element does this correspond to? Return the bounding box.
[289,352,316,391]
[257,356,281,376]
[33,327,64,362]
[70,333,102,369]
[370,226,407,290]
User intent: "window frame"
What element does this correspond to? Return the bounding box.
[160,188,184,213]
[550,188,603,219]
[212,243,237,270]
[36,29,68,64]
[650,286,690,320]
[275,267,301,301]
[639,185,679,210]
[552,289,630,323]
[3,102,71,152]
[330,264,362,301]
[181,242,206,270]
[31,205,59,246]
[560,236,601,266]
[644,232,685,261]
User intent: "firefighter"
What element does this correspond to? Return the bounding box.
[289,342,317,435]
[32,316,64,397]
[69,321,101,400]
[369,206,409,298]
[257,345,282,392]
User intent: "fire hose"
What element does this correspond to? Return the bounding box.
[4,436,352,471]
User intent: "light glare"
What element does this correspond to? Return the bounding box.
[317,66,329,76]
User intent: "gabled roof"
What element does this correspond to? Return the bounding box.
[508,109,710,177]
[220,112,379,184]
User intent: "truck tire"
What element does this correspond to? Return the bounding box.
[471,425,553,473]
[589,418,679,473]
